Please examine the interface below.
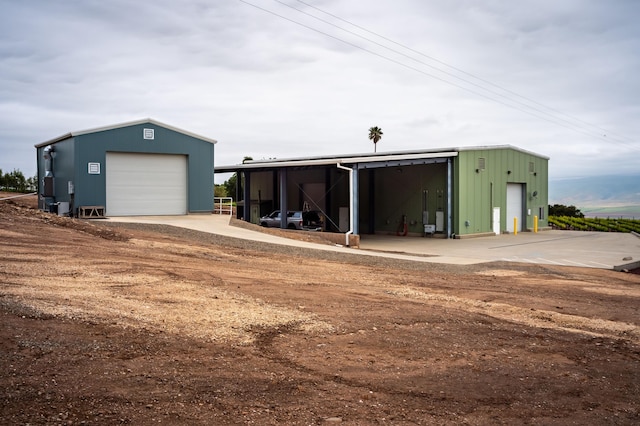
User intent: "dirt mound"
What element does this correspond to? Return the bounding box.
[0,194,129,241]
[1,196,639,424]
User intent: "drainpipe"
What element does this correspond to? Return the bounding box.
[336,163,353,246]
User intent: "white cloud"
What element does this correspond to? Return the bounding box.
[0,0,638,182]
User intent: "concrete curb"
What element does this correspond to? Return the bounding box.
[613,260,640,272]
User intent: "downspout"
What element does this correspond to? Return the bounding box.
[336,163,353,246]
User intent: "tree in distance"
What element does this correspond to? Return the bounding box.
[368,126,383,153]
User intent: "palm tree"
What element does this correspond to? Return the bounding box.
[368,126,383,153]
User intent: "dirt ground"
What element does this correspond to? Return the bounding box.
[1,193,639,425]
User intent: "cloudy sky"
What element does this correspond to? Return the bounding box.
[1,0,638,183]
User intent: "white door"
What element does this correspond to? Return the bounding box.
[492,207,501,235]
[106,153,187,216]
[506,183,523,233]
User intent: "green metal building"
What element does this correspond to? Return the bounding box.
[35,119,216,217]
[216,145,548,240]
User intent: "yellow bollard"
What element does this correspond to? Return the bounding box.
[514,217,517,235]
[534,215,538,233]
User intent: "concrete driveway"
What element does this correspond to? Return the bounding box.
[106,214,640,270]
[360,231,640,270]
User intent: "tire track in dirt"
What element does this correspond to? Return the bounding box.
[387,287,640,343]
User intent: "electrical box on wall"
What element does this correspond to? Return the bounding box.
[43,176,54,197]
[436,211,444,232]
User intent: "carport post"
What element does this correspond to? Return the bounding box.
[243,171,251,222]
[353,166,359,236]
[447,157,452,239]
[279,168,288,229]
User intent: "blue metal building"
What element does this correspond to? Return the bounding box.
[35,119,216,217]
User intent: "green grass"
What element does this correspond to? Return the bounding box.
[548,216,640,233]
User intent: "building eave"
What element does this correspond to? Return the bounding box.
[35,118,218,148]
[215,151,459,173]
[215,144,550,173]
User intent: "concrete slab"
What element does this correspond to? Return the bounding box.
[105,214,640,270]
[360,231,640,270]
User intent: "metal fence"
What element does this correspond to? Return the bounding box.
[213,197,233,215]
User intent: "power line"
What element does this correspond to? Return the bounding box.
[289,0,639,151]
[278,0,605,138]
[294,0,636,145]
[237,0,638,152]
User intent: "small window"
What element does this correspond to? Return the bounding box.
[539,206,545,220]
[529,161,535,173]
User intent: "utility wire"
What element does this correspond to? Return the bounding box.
[237,0,588,135]
[294,0,636,147]
[278,0,611,141]
[238,0,638,151]
[289,0,639,151]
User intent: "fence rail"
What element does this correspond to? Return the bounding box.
[214,197,233,215]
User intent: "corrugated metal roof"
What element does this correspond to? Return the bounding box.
[215,144,548,173]
[35,118,218,147]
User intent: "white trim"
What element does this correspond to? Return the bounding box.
[216,151,459,171]
[36,118,217,147]
[87,162,101,174]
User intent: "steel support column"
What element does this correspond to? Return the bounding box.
[447,157,452,239]
[368,169,375,234]
[353,165,359,236]
[243,171,251,222]
[279,168,288,229]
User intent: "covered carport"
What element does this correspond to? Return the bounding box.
[215,150,457,245]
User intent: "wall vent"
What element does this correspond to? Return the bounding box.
[88,162,101,174]
[477,157,486,170]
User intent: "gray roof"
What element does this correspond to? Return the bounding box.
[215,145,548,173]
[35,118,217,148]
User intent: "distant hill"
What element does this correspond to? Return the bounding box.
[549,174,640,218]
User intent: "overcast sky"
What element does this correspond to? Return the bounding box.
[1,0,638,183]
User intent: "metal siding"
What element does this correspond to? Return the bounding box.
[73,122,214,214]
[454,148,548,235]
[188,140,215,213]
[35,138,76,210]
[456,150,492,235]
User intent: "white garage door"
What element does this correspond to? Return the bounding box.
[106,153,187,216]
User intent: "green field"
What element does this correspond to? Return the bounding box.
[581,205,640,219]
[549,216,640,233]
